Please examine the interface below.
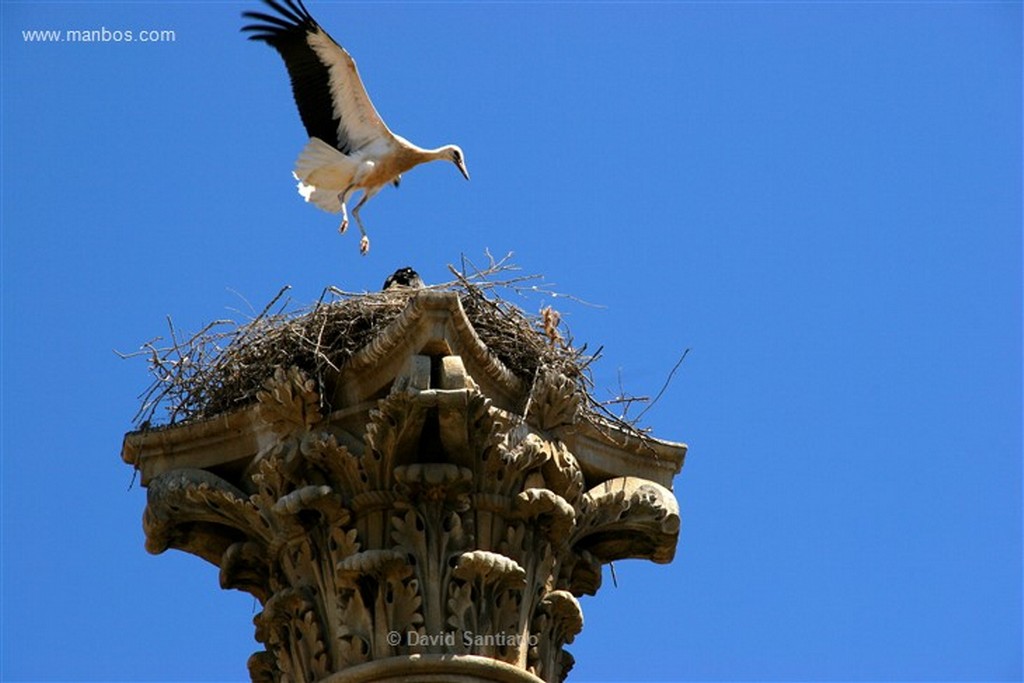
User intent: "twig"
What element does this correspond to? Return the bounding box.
[633,348,690,424]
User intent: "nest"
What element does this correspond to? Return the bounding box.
[122,255,619,431]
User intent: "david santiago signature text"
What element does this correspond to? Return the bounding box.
[386,630,539,648]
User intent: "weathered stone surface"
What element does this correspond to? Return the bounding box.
[122,291,686,683]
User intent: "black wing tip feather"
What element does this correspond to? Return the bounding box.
[240,0,318,40]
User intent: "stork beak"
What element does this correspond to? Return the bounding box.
[456,158,470,181]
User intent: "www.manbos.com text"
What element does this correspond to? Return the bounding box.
[22,27,177,43]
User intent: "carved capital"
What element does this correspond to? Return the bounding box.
[123,292,686,682]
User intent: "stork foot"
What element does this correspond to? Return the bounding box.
[359,235,370,255]
[339,217,349,235]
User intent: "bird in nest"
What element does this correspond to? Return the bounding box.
[383,267,425,291]
[242,0,470,255]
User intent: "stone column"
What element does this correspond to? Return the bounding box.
[122,291,686,683]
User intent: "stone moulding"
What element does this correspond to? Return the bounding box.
[122,291,686,683]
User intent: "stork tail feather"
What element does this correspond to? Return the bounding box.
[292,137,354,213]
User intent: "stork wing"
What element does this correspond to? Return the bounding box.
[242,0,391,154]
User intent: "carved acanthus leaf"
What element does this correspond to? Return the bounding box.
[248,457,305,548]
[527,371,581,431]
[530,590,583,683]
[335,548,408,580]
[470,429,549,502]
[451,550,527,586]
[299,429,365,500]
[246,650,278,683]
[363,390,427,490]
[335,549,421,662]
[561,548,602,596]
[254,588,329,683]
[448,551,527,662]
[574,477,681,565]
[392,505,466,638]
[271,484,350,529]
[537,590,583,644]
[221,541,270,602]
[257,366,323,436]
[515,488,576,544]
[143,468,260,563]
[540,439,584,505]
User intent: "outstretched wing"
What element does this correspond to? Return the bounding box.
[242,0,391,154]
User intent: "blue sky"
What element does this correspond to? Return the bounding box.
[2,1,1021,681]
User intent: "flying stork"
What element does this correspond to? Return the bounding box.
[242,0,470,254]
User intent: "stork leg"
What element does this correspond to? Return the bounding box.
[351,191,375,255]
[336,186,356,234]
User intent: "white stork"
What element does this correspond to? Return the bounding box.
[242,0,470,254]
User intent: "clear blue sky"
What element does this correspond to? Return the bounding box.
[2,1,1021,681]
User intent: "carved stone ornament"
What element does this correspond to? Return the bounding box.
[123,291,686,683]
